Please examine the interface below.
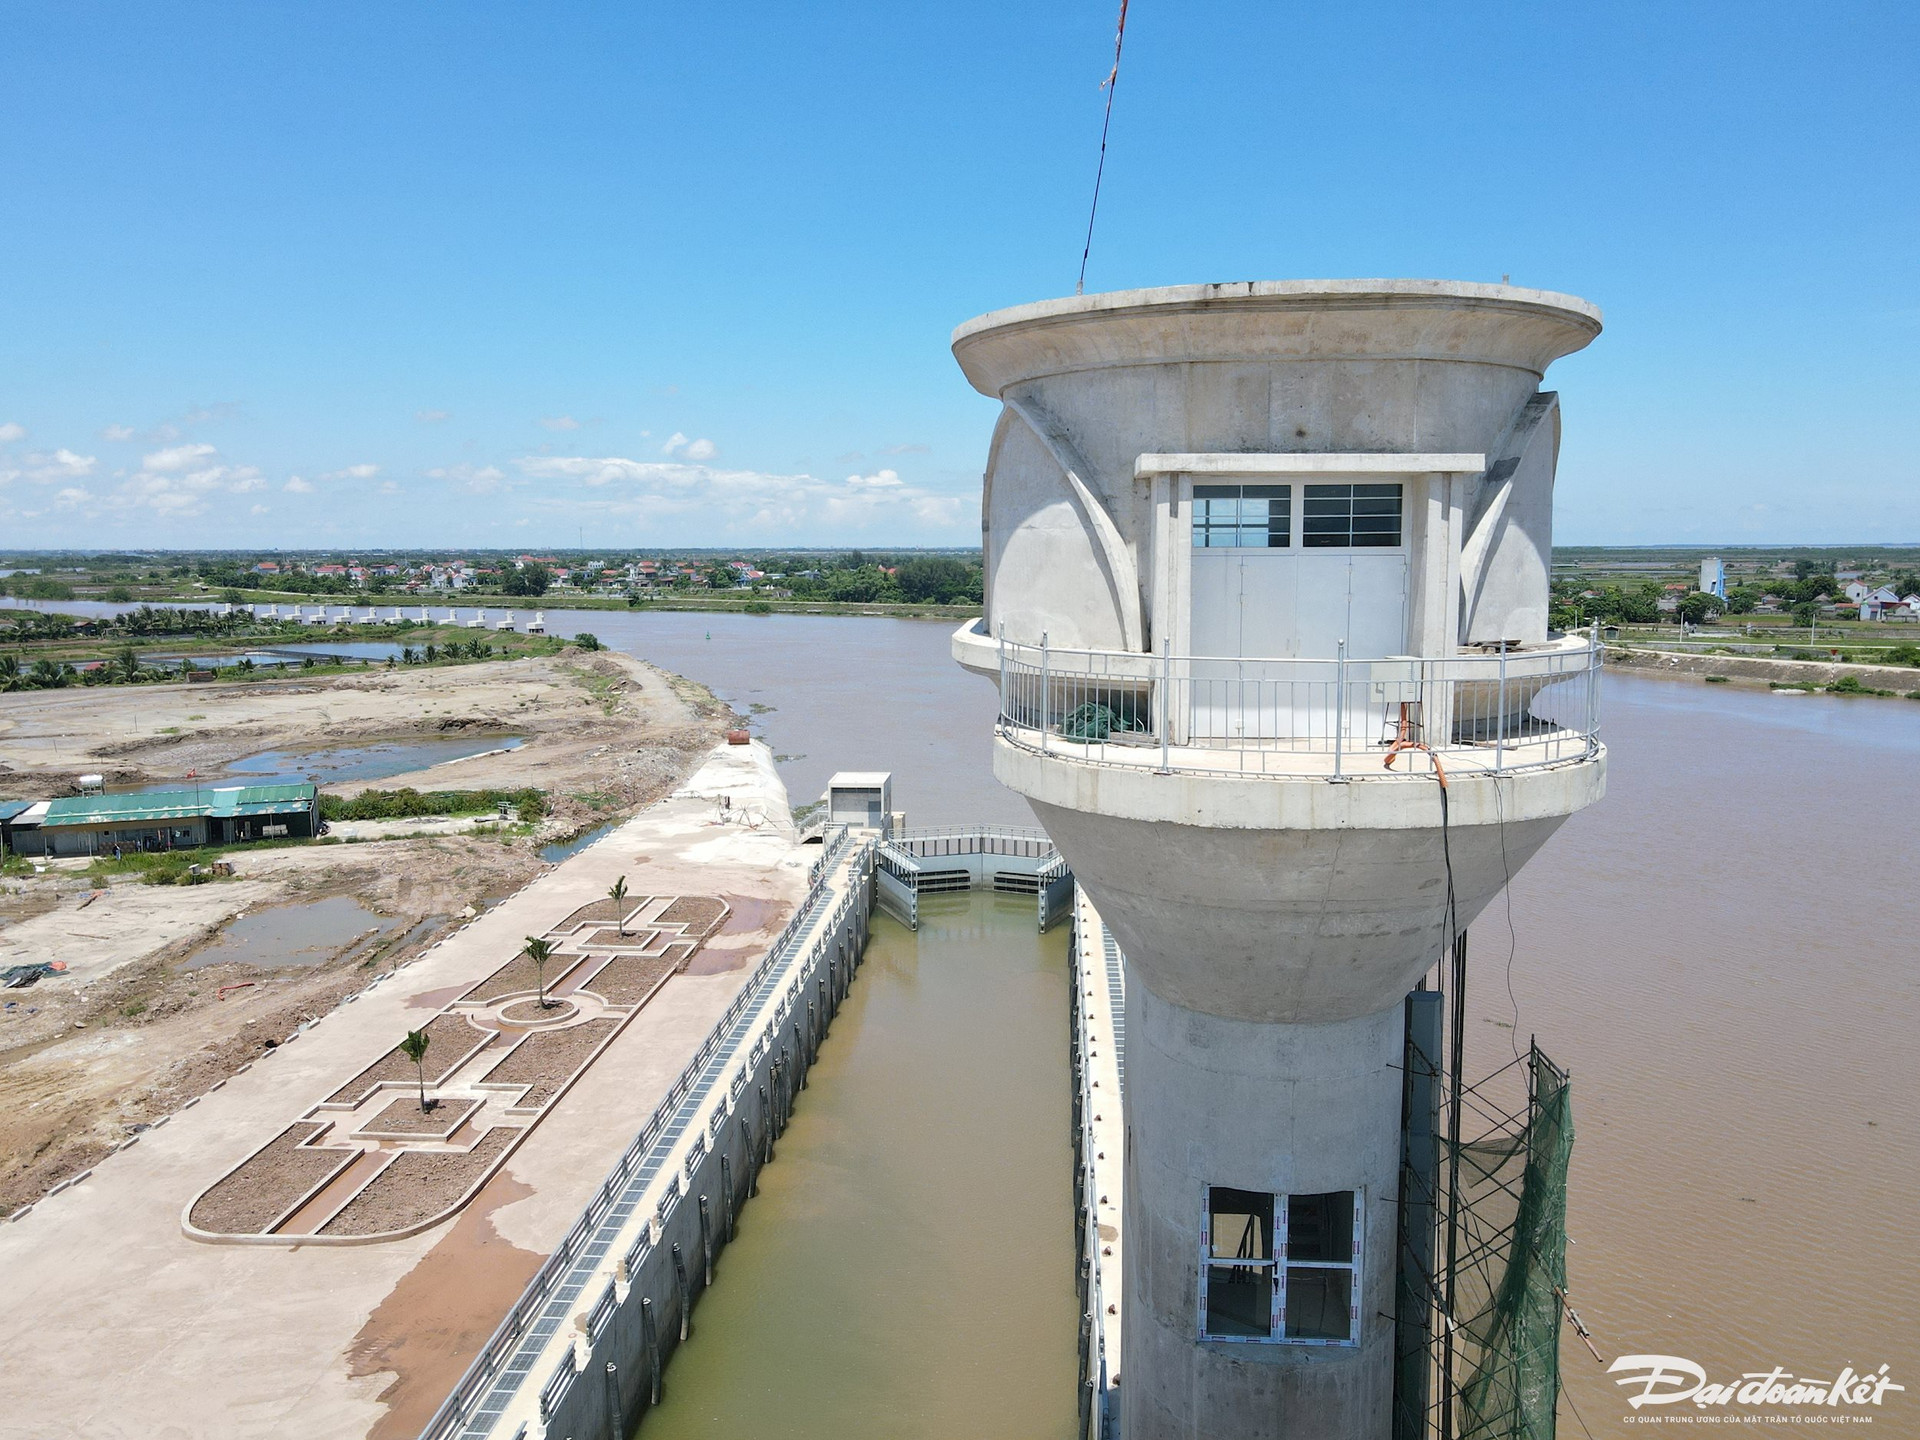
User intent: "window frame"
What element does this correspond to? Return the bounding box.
[1299,481,1405,550]
[1190,483,1293,550]
[1197,1184,1363,1347]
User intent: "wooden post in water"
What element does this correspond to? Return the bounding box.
[672,1242,690,1342]
[641,1297,661,1406]
[699,1194,713,1287]
[605,1360,624,1438]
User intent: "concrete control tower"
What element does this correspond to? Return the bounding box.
[949,282,1606,1439]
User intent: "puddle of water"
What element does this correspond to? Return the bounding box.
[139,651,323,670]
[117,737,524,794]
[226,736,524,786]
[138,642,404,670]
[538,821,616,864]
[183,896,400,970]
[267,642,407,662]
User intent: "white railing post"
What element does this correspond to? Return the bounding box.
[1159,635,1171,773]
[1333,640,1346,781]
[1040,631,1050,755]
[1495,644,1508,772]
[997,621,1008,730]
[1589,620,1601,744]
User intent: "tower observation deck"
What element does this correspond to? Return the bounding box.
[949,281,1606,1440]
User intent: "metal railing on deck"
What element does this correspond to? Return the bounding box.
[996,627,1603,780]
[890,824,1056,859]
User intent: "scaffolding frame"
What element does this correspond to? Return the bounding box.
[1395,934,1573,1440]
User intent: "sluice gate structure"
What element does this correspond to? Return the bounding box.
[874,824,1073,932]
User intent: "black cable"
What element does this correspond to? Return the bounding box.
[1075,1,1131,296]
[1493,774,1523,1066]
[1561,1381,1599,1440]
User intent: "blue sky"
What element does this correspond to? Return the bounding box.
[1,2,1913,550]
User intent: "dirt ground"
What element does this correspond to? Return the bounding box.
[0,648,731,1215]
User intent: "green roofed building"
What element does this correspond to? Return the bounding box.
[27,783,320,857]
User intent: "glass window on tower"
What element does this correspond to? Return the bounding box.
[1302,483,1403,548]
[1192,484,1291,548]
[1198,1186,1363,1345]
[1283,1190,1360,1342]
[1201,1186,1276,1338]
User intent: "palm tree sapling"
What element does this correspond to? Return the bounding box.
[525,936,556,1008]
[400,1028,433,1112]
[608,875,630,934]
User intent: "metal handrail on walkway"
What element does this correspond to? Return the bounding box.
[995,628,1603,781]
[891,825,1057,859]
[419,839,872,1440]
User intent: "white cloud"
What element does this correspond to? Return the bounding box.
[379,480,400,495]
[512,453,970,537]
[416,409,452,424]
[142,442,217,473]
[0,449,98,487]
[539,416,580,431]
[321,463,379,481]
[428,463,506,494]
[660,433,716,460]
[0,422,26,443]
[1,433,284,527]
[101,424,136,442]
[880,442,930,455]
[284,475,314,494]
[250,504,270,515]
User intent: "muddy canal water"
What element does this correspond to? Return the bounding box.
[578,611,1919,1436]
[643,893,1078,1440]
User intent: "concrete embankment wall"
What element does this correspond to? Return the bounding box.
[536,864,872,1440]
[1607,645,1920,692]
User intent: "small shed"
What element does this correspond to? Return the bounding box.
[0,800,47,857]
[37,783,320,857]
[824,772,893,831]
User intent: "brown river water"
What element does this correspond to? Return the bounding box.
[579,610,1918,1437]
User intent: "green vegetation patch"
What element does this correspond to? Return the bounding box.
[88,851,230,885]
[319,786,548,822]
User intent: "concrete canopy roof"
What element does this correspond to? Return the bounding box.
[42,783,318,828]
[950,279,1604,398]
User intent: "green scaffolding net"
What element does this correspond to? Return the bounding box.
[1453,1057,1573,1440]
[1395,1033,1575,1440]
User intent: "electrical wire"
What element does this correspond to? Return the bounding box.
[1560,1382,1599,1440]
[1492,773,1523,1065]
[1075,0,1131,296]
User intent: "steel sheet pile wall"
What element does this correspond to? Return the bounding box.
[421,830,874,1440]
